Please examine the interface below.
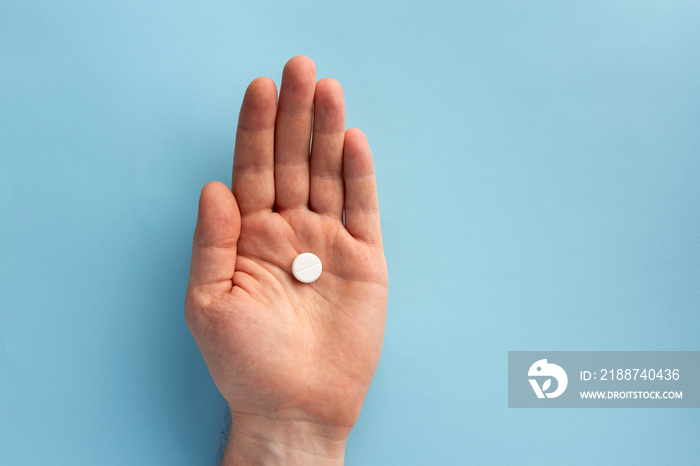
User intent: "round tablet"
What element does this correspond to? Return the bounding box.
[292,252,322,283]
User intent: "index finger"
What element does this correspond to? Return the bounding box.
[232,77,278,216]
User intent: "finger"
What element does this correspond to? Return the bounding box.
[343,128,382,245]
[274,56,316,211]
[309,78,346,219]
[232,77,277,215]
[188,181,241,296]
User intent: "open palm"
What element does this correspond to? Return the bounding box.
[185,56,388,443]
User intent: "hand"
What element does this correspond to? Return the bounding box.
[185,56,388,464]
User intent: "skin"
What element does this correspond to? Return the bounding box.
[184,56,388,465]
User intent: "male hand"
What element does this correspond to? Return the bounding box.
[185,56,388,465]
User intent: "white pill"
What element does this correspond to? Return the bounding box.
[292,252,322,283]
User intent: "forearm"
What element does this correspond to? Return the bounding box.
[221,413,349,466]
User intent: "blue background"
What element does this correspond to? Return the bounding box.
[1,1,699,464]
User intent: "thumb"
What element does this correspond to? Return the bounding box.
[187,181,241,297]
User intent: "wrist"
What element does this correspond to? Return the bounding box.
[222,412,349,466]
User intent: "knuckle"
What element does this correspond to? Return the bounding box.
[184,289,212,327]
